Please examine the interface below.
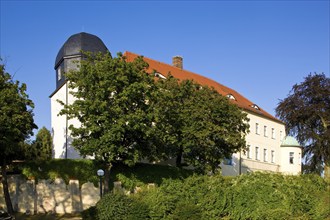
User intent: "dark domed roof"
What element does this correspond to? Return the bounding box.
[55,32,108,68]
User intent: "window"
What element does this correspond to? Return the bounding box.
[154,72,166,79]
[223,156,233,166]
[251,104,260,110]
[57,68,62,81]
[247,145,251,159]
[226,94,236,100]
[271,128,275,139]
[256,123,260,135]
[280,131,283,141]
[57,62,64,81]
[298,153,301,165]
[263,149,267,162]
[271,150,275,163]
[255,147,259,160]
[264,126,268,137]
[289,152,294,164]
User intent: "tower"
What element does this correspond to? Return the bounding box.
[50,32,108,158]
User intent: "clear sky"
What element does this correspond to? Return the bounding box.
[1,0,329,136]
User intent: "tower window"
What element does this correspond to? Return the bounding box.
[271,150,275,163]
[57,62,65,81]
[57,68,62,81]
[289,152,294,164]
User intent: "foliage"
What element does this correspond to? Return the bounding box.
[96,193,149,220]
[25,127,52,162]
[152,75,249,172]
[0,62,37,214]
[97,172,329,220]
[19,159,195,188]
[60,51,249,177]
[81,206,97,220]
[276,73,330,176]
[59,52,157,166]
[170,200,202,220]
[109,162,196,191]
[20,159,100,186]
[0,63,37,161]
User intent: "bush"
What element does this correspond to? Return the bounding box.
[96,192,149,220]
[81,206,97,220]
[170,200,202,220]
[97,193,133,220]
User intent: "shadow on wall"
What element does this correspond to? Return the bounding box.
[221,155,255,176]
[59,136,81,159]
[0,175,100,214]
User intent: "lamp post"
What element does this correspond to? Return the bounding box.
[97,169,104,198]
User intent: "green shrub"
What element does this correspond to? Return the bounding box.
[81,206,97,220]
[129,194,150,220]
[170,200,202,220]
[96,192,149,220]
[97,193,133,220]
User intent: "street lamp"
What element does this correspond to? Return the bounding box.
[97,169,104,198]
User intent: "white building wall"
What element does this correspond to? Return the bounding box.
[222,111,287,176]
[51,84,67,158]
[51,83,81,159]
[280,146,302,175]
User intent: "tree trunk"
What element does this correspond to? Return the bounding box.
[103,163,112,194]
[1,159,14,214]
[176,149,183,167]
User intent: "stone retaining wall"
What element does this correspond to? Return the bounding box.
[0,175,100,214]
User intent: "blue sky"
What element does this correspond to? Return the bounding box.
[1,1,329,136]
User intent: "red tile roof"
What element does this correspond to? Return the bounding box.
[124,51,283,124]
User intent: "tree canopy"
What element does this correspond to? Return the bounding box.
[0,62,37,213]
[61,52,250,176]
[60,52,157,171]
[276,73,330,177]
[26,127,52,162]
[152,76,249,172]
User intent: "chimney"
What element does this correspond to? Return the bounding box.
[172,56,183,69]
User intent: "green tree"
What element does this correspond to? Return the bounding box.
[59,52,158,192]
[153,76,249,173]
[26,127,52,162]
[276,73,330,179]
[0,63,37,214]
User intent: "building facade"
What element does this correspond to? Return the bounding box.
[50,32,302,175]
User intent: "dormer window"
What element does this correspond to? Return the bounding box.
[251,104,260,110]
[226,94,236,100]
[154,72,166,79]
